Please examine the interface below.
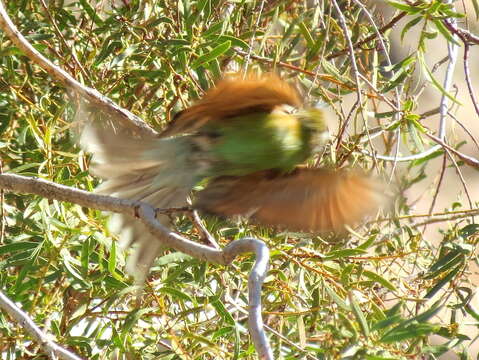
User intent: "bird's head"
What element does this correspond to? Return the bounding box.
[295,108,330,154]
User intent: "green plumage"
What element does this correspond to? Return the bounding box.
[201,110,327,177]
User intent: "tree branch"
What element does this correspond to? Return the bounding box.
[0,173,273,359]
[0,290,84,360]
[0,0,157,138]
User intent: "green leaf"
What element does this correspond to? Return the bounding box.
[123,308,154,333]
[61,249,86,283]
[410,149,444,167]
[191,40,231,69]
[0,242,39,255]
[213,35,249,50]
[380,322,439,343]
[425,265,462,298]
[419,55,462,106]
[365,355,398,360]
[211,298,235,325]
[371,314,402,332]
[458,224,479,238]
[433,20,460,46]
[94,39,122,67]
[78,0,103,26]
[401,16,423,42]
[111,44,139,68]
[108,241,123,281]
[349,293,370,338]
[424,250,465,279]
[298,21,314,48]
[324,283,350,311]
[356,234,377,250]
[472,0,479,20]
[387,1,423,13]
[362,270,397,292]
[324,248,367,260]
[159,286,194,302]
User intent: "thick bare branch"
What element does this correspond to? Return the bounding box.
[0,173,273,359]
[0,0,157,138]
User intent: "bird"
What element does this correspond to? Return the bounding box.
[78,73,384,282]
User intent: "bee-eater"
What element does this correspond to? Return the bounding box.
[79,73,382,281]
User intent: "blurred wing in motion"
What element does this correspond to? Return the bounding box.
[77,104,199,283]
[195,168,385,232]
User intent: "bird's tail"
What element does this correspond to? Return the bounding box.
[77,107,198,283]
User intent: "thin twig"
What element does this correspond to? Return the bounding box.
[448,111,479,151]
[234,48,359,91]
[331,0,364,133]
[425,133,479,168]
[443,18,479,45]
[243,0,266,74]
[38,0,91,81]
[193,210,220,249]
[443,148,474,216]
[438,8,458,140]
[442,18,479,117]
[351,0,402,179]
[0,290,84,360]
[371,207,479,226]
[423,153,447,233]
[0,158,4,244]
[326,9,411,60]
[462,43,479,117]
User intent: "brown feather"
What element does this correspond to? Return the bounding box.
[161,73,301,137]
[194,168,385,232]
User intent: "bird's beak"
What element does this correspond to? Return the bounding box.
[312,130,330,153]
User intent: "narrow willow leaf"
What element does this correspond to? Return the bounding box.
[365,355,398,360]
[61,250,86,283]
[401,16,422,42]
[123,308,154,333]
[433,19,460,46]
[324,248,367,260]
[349,292,370,338]
[473,0,479,20]
[191,40,231,69]
[0,242,38,255]
[362,270,397,292]
[371,314,402,332]
[419,54,462,106]
[410,149,444,167]
[211,298,236,325]
[324,283,350,311]
[424,251,464,279]
[159,286,194,302]
[380,323,439,343]
[458,224,479,238]
[213,35,249,50]
[356,234,377,250]
[108,241,123,281]
[79,0,103,25]
[387,1,423,13]
[298,21,314,48]
[425,265,461,298]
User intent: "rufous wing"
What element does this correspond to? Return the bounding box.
[161,73,301,137]
[194,168,385,232]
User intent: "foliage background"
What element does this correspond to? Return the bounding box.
[1,0,479,359]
